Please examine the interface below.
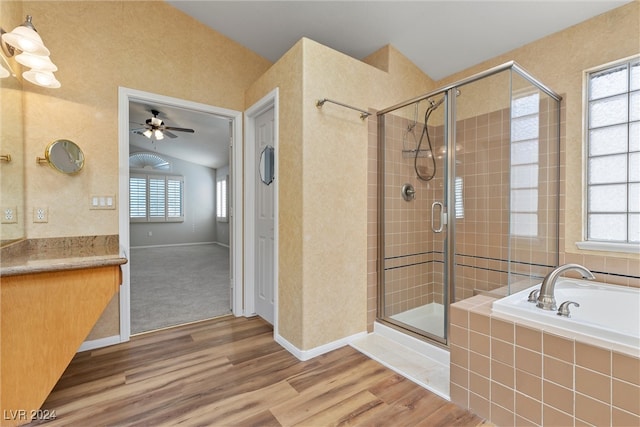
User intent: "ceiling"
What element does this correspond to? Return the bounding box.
[129,101,231,169]
[134,0,630,169]
[167,0,630,81]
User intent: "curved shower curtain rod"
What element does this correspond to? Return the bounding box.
[316,98,371,120]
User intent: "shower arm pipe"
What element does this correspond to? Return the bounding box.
[316,98,372,120]
[377,60,562,116]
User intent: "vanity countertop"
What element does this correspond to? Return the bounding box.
[0,235,127,277]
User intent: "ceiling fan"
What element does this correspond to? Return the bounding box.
[131,109,195,140]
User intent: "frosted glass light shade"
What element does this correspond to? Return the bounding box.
[15,52,57,71]
[23,69,60,88]
[2,25,49,56]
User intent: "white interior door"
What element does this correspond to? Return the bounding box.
[254,107,275,324]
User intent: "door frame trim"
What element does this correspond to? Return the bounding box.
[244,88,279,332]
[117,87,244,343]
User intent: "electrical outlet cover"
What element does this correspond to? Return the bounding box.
[33,207,48,223]
[2,207,17,224]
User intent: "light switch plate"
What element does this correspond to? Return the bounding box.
[90,195,116,210]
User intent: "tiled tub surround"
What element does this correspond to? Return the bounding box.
[450,295,640,427]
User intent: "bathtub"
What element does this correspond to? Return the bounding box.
[492,278,639,349]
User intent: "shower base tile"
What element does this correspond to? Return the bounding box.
[350,328,450,400]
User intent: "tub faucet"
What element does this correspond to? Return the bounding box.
[536,264,595,311]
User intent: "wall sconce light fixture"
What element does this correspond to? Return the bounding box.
[1,15,60,88]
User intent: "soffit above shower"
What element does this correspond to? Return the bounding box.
[166,0,630,81]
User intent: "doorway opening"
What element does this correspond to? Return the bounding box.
[118,87,243,341]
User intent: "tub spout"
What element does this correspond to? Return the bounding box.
[536,264,596,311]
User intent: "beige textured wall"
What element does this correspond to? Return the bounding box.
[436,1,640,265]
[0,1,25,243]
[21,1,271,240]
[15,1,271,340]
[248,38,433,350]
[301,40,373,349]
[246,41,305,347]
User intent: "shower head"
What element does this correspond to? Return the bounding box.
[428,96,445,110]
[427,90,461,111]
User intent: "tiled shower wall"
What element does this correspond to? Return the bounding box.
[453,96,560,300]
[371,96,560,325]
[377,111,445,319]
[367,99,640,332]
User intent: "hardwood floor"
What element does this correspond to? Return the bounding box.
[27,316,485,426]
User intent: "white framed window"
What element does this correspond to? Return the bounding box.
[216,175,228,222]
[130,173,184,222]
[582,56,639,249]
[510,92,540,237]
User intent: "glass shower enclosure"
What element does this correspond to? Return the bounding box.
[377,62,561,345]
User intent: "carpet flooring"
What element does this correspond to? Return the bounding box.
[130,244,231,334]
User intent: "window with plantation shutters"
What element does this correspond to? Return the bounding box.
[167,178,183,219]
[129,173,184,223]
[454,177,464,219]
[148,177,166,220]
[129,176,147,220]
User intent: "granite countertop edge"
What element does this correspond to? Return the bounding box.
[1,255,128,277]
[0,235,128,277]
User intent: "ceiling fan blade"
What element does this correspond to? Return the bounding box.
[131,129,146,134]
[164,126,195,133]
[162,130,179,139]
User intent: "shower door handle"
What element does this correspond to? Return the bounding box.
[431,201,444,233]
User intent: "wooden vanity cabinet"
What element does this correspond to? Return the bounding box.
[1,265,122,426]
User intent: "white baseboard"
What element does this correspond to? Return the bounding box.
[130,242,217,249]
[78,334,122,352]
[275,331,368,361]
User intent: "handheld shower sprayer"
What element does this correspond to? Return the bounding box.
[414,89,460,182]
[415,96,444,182]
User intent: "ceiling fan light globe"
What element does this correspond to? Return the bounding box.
[142,129,153,139]
[154,130,164,140]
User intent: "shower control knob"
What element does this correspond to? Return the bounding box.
[402,183,416,201]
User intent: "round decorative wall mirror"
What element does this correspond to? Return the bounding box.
[38,139,84,174]
[259,145,275,185]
